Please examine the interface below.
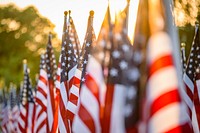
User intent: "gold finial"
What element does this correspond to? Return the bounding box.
[69,10,71,15]
[64,11,68,16]
[23,59,27,64]
[90,10,94,17]
[181,42,186,47]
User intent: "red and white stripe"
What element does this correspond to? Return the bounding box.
[18,103,36,133]
[34,69,48,133]
[73,56,106,133]
[1,105,9,133]
[144,32,191,133]
[46,76,57,132]
[66,65,81,121]
[57,56,71,133]
[11,105,20,132]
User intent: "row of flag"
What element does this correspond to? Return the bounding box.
[1,0,200,132]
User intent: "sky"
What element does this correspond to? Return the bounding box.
[0,0,139,44]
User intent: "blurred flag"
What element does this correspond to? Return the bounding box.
[66,10,96,123]
[45,33,58,132]
[1,91,9,133]
[138,0,192,132]
[102,2,140,133]
[34,54,48,133]
[183,25,200,132]
[18,61,35,133]
[9,84,19,133]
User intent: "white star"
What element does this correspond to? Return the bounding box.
[124,104,132,117]
[68,50,72,54]
[196,68,200,73]
[86,42,90,47]
[129,68,140,81]
[80,56,83,60]
[81,78,85,82]
[133,52,142,63]
[62,62,65,66]
[189,64,192,68]
[68,57,71,61]
[198,55,200,59]
[127,87,136,99]
[190,59,193,62]
[188,70,192,74]
[122,44,129,52]
[68,64,70,68]
[119,60,128,70]
[110,68,118,77]
[74,58,77,62]
[100,40,105,47]
[115,33,121,40]
[62,47,65,51]
[83,60,87,64]
[69,43,72,47]
[112,50,120,59]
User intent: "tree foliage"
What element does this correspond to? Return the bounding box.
[0,4,60,88]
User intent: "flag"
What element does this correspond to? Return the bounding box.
[183,25,200,132]
[58,11,78,132]
[139,0,192,132]
[9,84,20,133]
[34,54,48,133]
[66,10,96,122]
[45,33,58,132]
[102,2,140,133]
[1,92,9,133]
[72,7,111,132]
[18,61,36,133]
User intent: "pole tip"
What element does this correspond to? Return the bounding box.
[181,42,186,47]
[23,59,27,64]
[90,10,94,17]
[64,11,68,16]
[69,10,71,15]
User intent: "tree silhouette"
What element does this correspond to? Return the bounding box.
[0,4,60,88]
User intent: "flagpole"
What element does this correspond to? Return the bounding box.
[163,0,185,91]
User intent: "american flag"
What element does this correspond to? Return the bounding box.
[72,7,111,132]
[1,93,9,133]
[57,10,81,132]
[183,25,200,132]
[18,61,36,133]
[34,54,48,133]
[45,33,58,132]
[9,85,20,133]
[102,4,140,133]
[140,0,192,132]
[66,10,96,123]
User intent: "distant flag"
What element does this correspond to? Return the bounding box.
[66,10,96,123]
[57,11,71,133]
[18,60,36,133]
[1,90,9,133]
[72,8,109,132]
[34,54,48,133]
[138,0,192,132]
[183,24,200,132]
[9,84,20,133]
[45,33,58,132]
